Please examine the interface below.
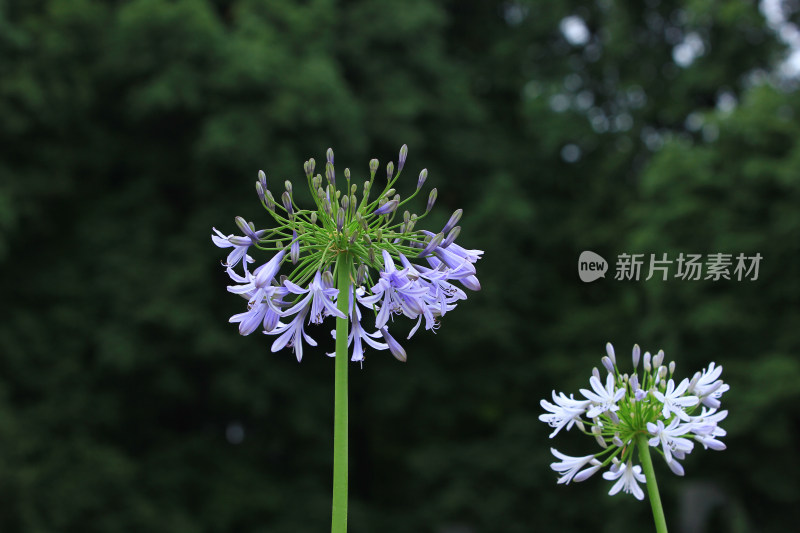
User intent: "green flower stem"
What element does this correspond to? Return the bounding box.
[636,433,669,533]
[331,252,352,533]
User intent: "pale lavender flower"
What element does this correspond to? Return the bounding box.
[550,449,602,484]
[226,251,287,335]
[212,227,261,272]
[270,307,315,362]
[360,251,429,329]
[652,378,699,421]
[541,342,729,501]
[282,271,346,325]
[688,362,729,409]
[329,287,388,363]
[603,460,646,500]
[539,392,590,438]
[580,374,625,418]
[398,254,466,337]
[647,418,694,474]
[688,407,728,450]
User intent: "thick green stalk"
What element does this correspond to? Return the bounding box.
[331,252,352,533]
[636,433,669,533]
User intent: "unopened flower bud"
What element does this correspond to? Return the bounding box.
[258,170,267,188]
[601,356,614,375]
[398,144,408,171]
[350,183,357,195]
[669,361,676,376]
[337,210,344,232]
[341,195,350,211]
[384,188,396,199]
[441,226,460,248]
[322,270,334,288]
[234,217,259,241]
[386,161,394,180]
[653,349,664,368]
[417,169,428,190]
[326,147,334,165]
[373,199,399,216]
[605,343,616,365]
[369,159,379,176]
[418,232,444,257]
[357,264,367,285]
[265,190,276,211]
[380,327,407,362]
[426,188,437,212]
[256,181,266,202]
[285,180,292,194]
[344,168,350,181]
[235,215,249,234]
[592,367,600,380]
[281,191,293,215]
[632,344,641,369]
[591,425,607,448]
[310,212,317,225]
[290,232,300,264]
[326,162,335,187]
[643,352,652,372]
[442,208,463,234]
[356,213,368,232]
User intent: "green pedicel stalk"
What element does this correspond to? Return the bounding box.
[636,432,669,533]
[331,252,352,533]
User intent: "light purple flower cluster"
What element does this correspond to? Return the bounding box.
[540,343,728,500]
[212,146,482,362]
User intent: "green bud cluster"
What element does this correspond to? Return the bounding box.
[253,145,436,288]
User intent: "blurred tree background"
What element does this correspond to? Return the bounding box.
[1,0,799,531]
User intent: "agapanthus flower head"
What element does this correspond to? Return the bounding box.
[539,343,728,499]
[213,145,481,363]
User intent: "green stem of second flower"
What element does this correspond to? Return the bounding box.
[331,252,352,533]
[636,432,669,533]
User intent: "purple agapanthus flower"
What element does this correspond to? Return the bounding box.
[213,145,481,363]
[359,250,429,329]
[212,218,267,273]
[329,287,388,363]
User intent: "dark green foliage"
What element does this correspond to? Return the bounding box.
[0,1,797,531]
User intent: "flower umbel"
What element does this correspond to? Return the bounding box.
[540,343,728,499]
[212,145,481,362]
